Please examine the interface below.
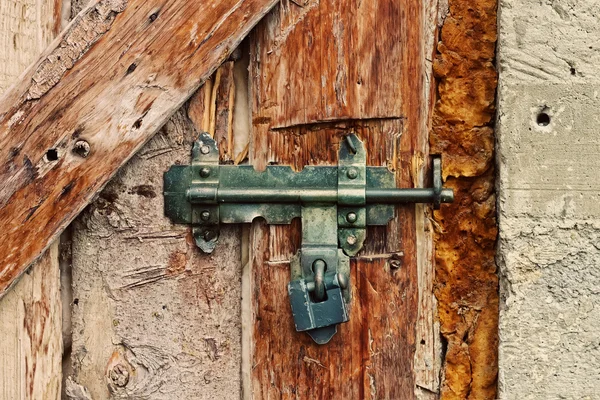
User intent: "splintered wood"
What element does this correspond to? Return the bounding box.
[430,0,499,398]
[248,1,437,398]
[0,0,277,298]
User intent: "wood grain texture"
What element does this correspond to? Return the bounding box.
[0,0,278,298]
[0,242,62,400]
[0,0,62,88]
[250,0,403,129]
[69,61,247,399]
[430,0,499,398]
[248,1,438,398]
[0,1,63,399]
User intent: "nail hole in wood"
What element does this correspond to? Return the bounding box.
[45,148,59,162]
[133,118,143,129]
[149,11,160,22]
[126,63,138,75]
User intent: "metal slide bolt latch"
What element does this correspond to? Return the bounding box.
[164,132,454,344]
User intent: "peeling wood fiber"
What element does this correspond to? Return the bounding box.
[0,0,278,297]
[429,0,499,398]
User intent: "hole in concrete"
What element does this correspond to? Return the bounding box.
[570,67,576,75]
[537,112,551,127]
[45,148,59,161]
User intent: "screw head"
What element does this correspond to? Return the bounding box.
[390,260,401,269]
[200,211,211,221]
[204,230,217,241]
[199,167,211,178]
[346,234,357,246]
[346,168,358,179]
[346,212,357,223]
[200,145,211,154]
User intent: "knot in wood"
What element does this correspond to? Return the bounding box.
[109,363,130,387]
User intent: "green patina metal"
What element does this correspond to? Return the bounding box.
[164,132,453,344]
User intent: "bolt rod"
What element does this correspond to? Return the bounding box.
[188,187,454,205]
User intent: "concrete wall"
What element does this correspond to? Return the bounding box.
[497,0,600,398]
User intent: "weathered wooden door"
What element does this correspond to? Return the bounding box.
[17,0,497,399]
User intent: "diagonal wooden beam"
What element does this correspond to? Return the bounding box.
[0,0,277,297]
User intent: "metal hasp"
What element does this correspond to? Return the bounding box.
[164,132,454,344]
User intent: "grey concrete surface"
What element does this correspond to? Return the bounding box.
[497,0,600,398]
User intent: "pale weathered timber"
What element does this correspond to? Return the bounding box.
[248,1,439,398]
[430,0,499,398]
[0,0,278,298]
[0,1,63,399]
[0,0,62,87]
[414,1,444,397]
[0,242,62,400]
[69,60,249,399]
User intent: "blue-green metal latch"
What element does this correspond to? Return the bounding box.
[163,132,453,344]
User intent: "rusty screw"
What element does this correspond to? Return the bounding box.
[109,364,129,387]
[390,259,402,269]
[73,140,91,158]
[200,210,211,221]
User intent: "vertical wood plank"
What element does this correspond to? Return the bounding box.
[248,1,439,398]
[0,0,63,398]
[0,243,62,400]
[69,61,247,399]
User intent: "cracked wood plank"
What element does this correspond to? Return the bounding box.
[0,1,63,399]
[0,0,278,298]
[248,1,439,398]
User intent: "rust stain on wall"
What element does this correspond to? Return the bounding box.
[430,0,499,399]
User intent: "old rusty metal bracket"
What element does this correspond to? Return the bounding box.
[164,132,454,344]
